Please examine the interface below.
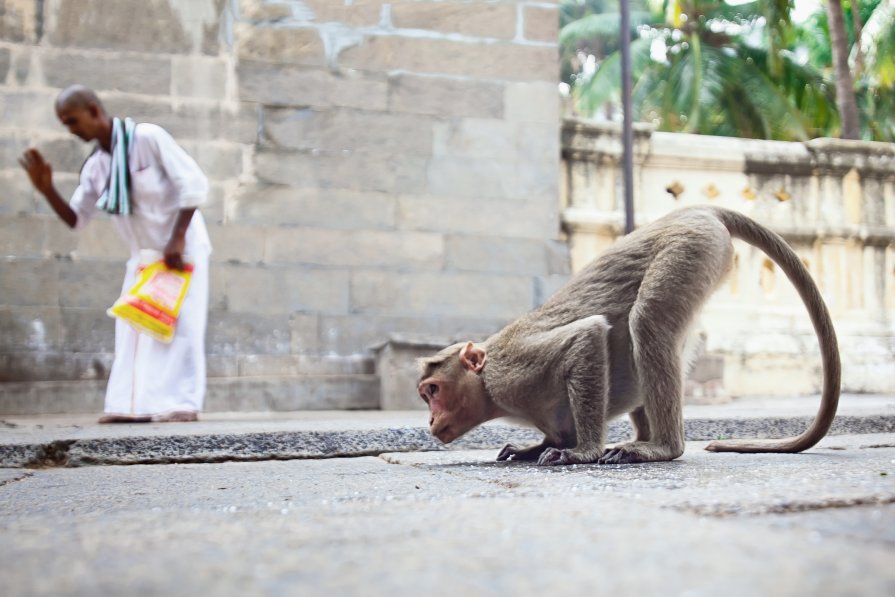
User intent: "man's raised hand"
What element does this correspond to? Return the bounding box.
[18,148,54,196]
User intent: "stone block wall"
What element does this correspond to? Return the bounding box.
[562,120,895,396]
[0,0,566,410]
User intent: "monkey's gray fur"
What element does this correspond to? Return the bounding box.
[417,206,840,465]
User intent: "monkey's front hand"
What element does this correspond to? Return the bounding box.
[497,443,545,462]
[536,447,600,466]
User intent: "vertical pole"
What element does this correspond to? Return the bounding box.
[620,1,635,234]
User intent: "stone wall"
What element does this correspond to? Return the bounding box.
[562,120,895,397]
[0,0,565,413]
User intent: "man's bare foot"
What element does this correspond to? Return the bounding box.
[152,411,199,423]
[98,414,152,424]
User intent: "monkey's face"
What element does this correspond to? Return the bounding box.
[417,342,493,444]
[417,342,491,444]
[418,375,456,442]
[418,371,488,444]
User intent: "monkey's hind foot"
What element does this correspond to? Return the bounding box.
[598,441,683,464]
[536,447,601,466]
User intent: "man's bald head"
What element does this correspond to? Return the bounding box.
[55,85,106,114]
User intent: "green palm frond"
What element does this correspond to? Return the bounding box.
[857,0,895,87]
[858,84,895,141]
[631,61,669,123]
[738,44,837,137]
[715,48,809,140]
[560,0,617,27]
[640,44,809,140]
[560,11,653,48]
[572,36,656,115]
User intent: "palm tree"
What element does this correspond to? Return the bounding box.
[794,0,895,141]
[827,0,861,138]
[564,0,835,141]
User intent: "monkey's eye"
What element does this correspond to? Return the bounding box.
[428,384,438,397]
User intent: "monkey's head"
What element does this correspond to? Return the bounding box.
[417,341,492,444]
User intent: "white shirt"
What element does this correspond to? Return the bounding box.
[70,123,212,257]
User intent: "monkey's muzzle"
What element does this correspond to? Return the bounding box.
[430,422,458,444]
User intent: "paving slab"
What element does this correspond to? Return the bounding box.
[383,434,895,518]
[0,433,893,596]
[1,395,894,468]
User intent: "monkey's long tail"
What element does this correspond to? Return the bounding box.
[704,207,841,453]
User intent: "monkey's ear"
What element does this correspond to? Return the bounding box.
[459,341,487,373]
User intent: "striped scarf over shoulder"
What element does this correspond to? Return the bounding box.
[95,117,136,215]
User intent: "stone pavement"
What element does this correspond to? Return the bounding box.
[1,434,894,595]
[1,396,894,595]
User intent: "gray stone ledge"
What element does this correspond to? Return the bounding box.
[2,412,893,468]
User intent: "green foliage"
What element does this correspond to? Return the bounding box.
[798,0,895,141]
[859,0,895,87]
[794,1,881,69]
[560,12,650,48]
[558,1,654,87]
[737,44,838,138]
[562,0,895,141]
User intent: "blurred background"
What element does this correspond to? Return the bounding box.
[0,0,892,418]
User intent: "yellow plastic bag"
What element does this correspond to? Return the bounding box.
[107,251,193,344]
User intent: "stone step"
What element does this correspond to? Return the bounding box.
[0,374,380,416]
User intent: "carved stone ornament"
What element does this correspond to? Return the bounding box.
[665,180,684,199]
[702,183,720,199]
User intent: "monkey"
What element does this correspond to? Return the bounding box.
[417,206,840,465]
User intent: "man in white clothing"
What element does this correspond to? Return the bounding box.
[19,85,212,423]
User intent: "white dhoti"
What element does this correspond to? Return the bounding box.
[68,122,213,417]
[103,249,210,416]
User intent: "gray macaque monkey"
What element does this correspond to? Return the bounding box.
[417,206,840,465]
